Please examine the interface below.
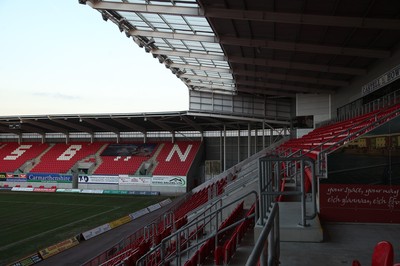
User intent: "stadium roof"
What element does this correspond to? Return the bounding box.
[0,111,290,136]
[80,0,400,98]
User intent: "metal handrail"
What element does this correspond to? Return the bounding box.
[245,203,280,266]
[259,156,317,226]
[136,190,259,266]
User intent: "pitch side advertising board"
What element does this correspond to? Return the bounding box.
[26,173,72,183]
[78,175,119,184]
[82,223,112,241]
[0,172,6,181]
[118,175,151,185]
[151,176,186,187]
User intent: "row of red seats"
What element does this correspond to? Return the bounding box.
[0,141,201,175]
[93,156,148,175]
[31,142,104,173]
[184,201,245,266]
[278,104,400,160]
[223,204,256,265]
[214,201,245,265]
[153,141,200,176]
[0,142,49,172]
[100,177,229,266]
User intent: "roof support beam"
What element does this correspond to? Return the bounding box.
[87,1,400,30]
[219,37,390,59]
[87,1,203,16]
[21,120,69,134]
[82,118,120,134]
[51,119,94,134]
[235,80,333,94]
[170,63,231,73]
[152,49,225,61]
[181,73,234,84]
[0,122,46,135]
[128,29,218,43]
[234,69,349,87]
[204,8,400,30]
[186,81,236,91]
[228,56,366,75]
[236,86,296,98]
[112,118,147,134]
[87,0,400,30]
[180,116,203,133]
[146,117,174,133]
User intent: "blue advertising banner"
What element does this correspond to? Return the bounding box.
[6,178,27,182]
[27,173,72,183]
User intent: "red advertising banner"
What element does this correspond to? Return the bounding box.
[320,184,400,223]
[33,188,57,193]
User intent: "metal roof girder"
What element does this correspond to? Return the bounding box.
[228,56,366,76]
[219,36,390,59]
[234,69,349,87]
[204,8,400,30]
[88,1,204,16]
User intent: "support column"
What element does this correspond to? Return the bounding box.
[262,122,265,149]
[255,128,258,154]
[223,124,227,171]
[270,128,273,146]
[237,128,241,164]
[248,123,251,158]
[219,130,223,173]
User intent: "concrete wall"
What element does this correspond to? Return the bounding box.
[296,93,331,137]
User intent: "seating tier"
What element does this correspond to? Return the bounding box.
[153,141,200,176]
[30,142,104,174]
[0,142,49,172]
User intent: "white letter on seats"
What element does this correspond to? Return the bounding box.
[166,144,192,162]
[57,145,82,161]
[4,145,32,160]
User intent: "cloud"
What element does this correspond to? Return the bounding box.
[32,92,81,101]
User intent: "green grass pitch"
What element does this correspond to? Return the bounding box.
[0,191,169,265]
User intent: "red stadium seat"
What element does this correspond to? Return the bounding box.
[371,241,393,266]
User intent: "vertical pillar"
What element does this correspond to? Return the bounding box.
[262,122,265,149]
[219,130,223,173]
[237,128,241,164]
[248,123,251,158]
[223,124,227,171]
[270,128,273,146]
[255,128,258,154]
[143,132,147,143]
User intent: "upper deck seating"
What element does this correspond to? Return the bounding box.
[0,142,49,172]
[30,142,104,174]
[278,103,400,160]
[153,141,201,176]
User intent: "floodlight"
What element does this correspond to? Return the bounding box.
[101,12,108,22]
[146,38,155,45]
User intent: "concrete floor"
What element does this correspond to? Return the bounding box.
[215,222,400,266]
[279,222,400,266]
